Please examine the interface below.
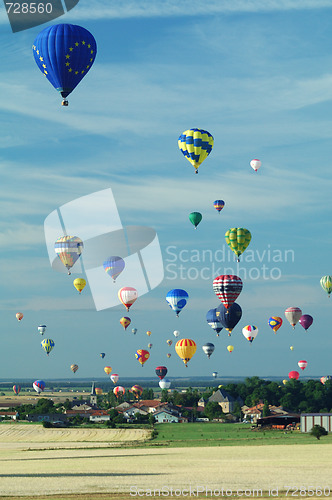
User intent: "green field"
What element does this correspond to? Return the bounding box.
[151,422,332,447]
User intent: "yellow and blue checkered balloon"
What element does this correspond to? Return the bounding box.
[178,129,214,173]
[225,228,251,262]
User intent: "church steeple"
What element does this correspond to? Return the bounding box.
[90,381,97,406]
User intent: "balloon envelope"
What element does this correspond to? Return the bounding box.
[159,378,171,389]
[173,330,180,338]
[268,317,283,333]
[213,200,225,213]
[212,372,218,378]
[70,364,79,373]
[213,275,243,310]
[16,312,23,321]
[33,24,97,102]
[135,349,150,366]
[189,212,202,229]
[110,374,119,384]
[166,289,188,316]
[250,159,261,171]
[206,308,223,335]
[299,314,313,331]
[13,385,21,395]
[103,256,125,282]
[41,338,54,355]
[242,325,258,343]
[227,345,234,353]
[104,366,112,375]
[33,380,45,394]
[175,339,197,367]
[73,278,86,293]
[216,302,242,335]
[225,228,251,262]
[113,386,125,397]
[38,325,47,335]
[118,287,138,311]
[131,385,143,398]
[285,307,302,328]
[320,376,332,385]
[120,317,131,330]
[288,371,300,380]
[320,275,332,297]
[178,128,214,173]
[100,352,105,358]
[155,366,168,380]
[54,236,83,274]
[298,360,307,370]
[202,343,215,359]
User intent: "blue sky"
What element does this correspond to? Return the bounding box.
[0,0,332,382]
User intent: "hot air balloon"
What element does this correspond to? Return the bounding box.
[146,331,152,337]
[213,275,243,311]
[118,287,138,311]
[202,343,215,359]
[166,339,173,346]
[213,200,225,213]
[33,23,97,106]
[320,276,332,297]
[290,346,294,351]
[242,325,258,343]
[100,352,105,358]
[250,159,261,171]
[178,128,214,174]
[155,366,168,380]
[120,317,131,330]
[95,388,103,395]
[320,376,332,385]
[268,317,283,333]
[54,236,83,275]
[282,379,288,385]
[288,371,299,380]
[206,308,223,336]
[104,366,112,375]
[103,256,125,282]
[175,339,197,367]
[132,328,137,335]
[110,374,119,384]
[285,307,302,329]
[33,380,45,394]
[70,364,79,373]
[299,314,313,331]
[173,330,180,338]
[298,360,307,371]
[41,338,55,356]
[227,345,234,353]
[38,325,47,335]
[113,386,125,398]
[13,385,21,395]
[167,353,171,358]
[189,212,202,229]
[73,278,86,293]
[216,302,242,335]
[148,343,153,349]
[16,312,23,321]
[225,228,251,262]
[212,371,218,378]
[135,349,150,367]
[159,378,171,390]
[131,385,143,399]
[166,289,189,316]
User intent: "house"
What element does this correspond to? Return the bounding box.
[0,411,19,420]
[65,409,94,419]
[301,413,332,433]
[256,414,300,429]
[243,403,292,424]
[89,410,110,423]
[71,403,93,411]
[123,405,149,418]
[154,410,180,423]
[133,400,163,413]
[27,414,68,423]
[207,389,236,413]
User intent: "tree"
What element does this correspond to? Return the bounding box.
[262,401,270,417]
[310,424,328,440]
[203,402,224,420]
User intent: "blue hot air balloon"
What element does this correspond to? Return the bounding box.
[33,23,97,106]
[166,289,189,317]
[100,353,105,359]
[103,256,125,282]
[216,302,242,336]
[206,308,223,336]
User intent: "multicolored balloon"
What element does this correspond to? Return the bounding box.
[110,374,119,384]
[103,256,125,282]
[13,385,21,395]
[202,343,215,359]
[320,276,332,297]
[225,228,251,262]
[120,317,131,330]
[166,353,171,358]
[100,352,105,359]
[73,278,86,293]
[216,302,242,335]
[268,317,283,333]
[299,314,313,331]
[38,325,47,335]
[104,366,112,375]
[16,312,23,321]
[131,385,143,399]
[54,236,83,275]
[212,371,218,378]
[298,360,307,371]
[146,331,152,337]
[135,349,150,367]
[95,387,103,395]
[118,287,138,311]
[242,325,258,343]
[250,159,261,172]
[132,328,137,335]
[320,376,332,385]
[155,366,168,380]
[288,371,300,380]
[213,275,243,310]
[70,364,79,373]
[33,380,45,394]
[178,128,214,174]
[175,339,197,367]
[41,338,55,355]
[159,378,171,389]
[166,339,173,346]
[206,308,223,336]
[113,386,125,398]
[33,23,97,106]
[213,200,225,213]
[166,289,189,316]
[148,343,153,349]
[189,212,202,229]
[285,307,302,329]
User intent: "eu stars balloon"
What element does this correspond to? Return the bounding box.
[41,338,55,356]
[178,128,214,174]
[214,200,225,213]
[225,228,251,262]
[213,275,243,311]
[54,236,83,275]
[166,289,189,316]
[73,278,86,294]
[33,24,97,106]
[299,314,313,331]
[175,339,197,367]
[320,276,332,297]
[103,256,125,282]
[285,307,302,329]
[268,316,283,333]
[250,159,261,172]
[189,212,202,229]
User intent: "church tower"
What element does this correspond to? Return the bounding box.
[90,381,97,407]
